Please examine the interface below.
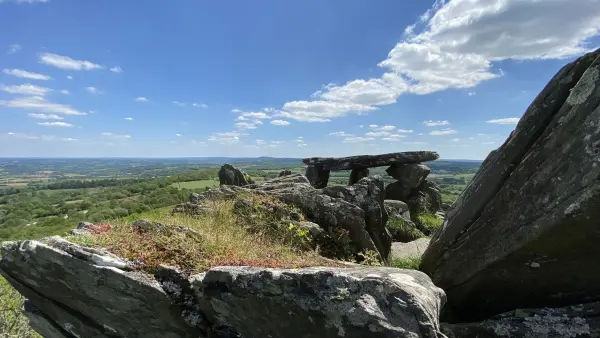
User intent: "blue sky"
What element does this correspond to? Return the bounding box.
[1,0,599,159]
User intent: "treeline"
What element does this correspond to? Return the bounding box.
[44,178,146,190]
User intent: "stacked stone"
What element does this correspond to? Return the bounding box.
[385,163,442,213]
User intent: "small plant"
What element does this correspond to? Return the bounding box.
[412,212,443,236]
[387,216,425,242]
[358,250,382,266]
[0,276,41,338]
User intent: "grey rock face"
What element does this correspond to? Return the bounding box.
[305,164,330,188]
[218,163,254,186]
[192,266,447,338]
[386,163,431,188]
[441,301,600,338]
[303,151,440,171]
[1,237,447,338]
[0,239,205,338]
[348,168,369,185]
[385,181,414,201]
[421,48,600,321]
[384,200,411,220]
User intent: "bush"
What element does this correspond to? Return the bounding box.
[412,212,444,236]
[0,276,40,337]
[387,216,425,242]
[390,257,422,270]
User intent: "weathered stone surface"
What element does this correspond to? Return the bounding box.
[421,48,600,321]
[0,239,205,338]
[69,221,94,236]
[303,151,440,170]
[279,169,292,177]
[218,163,254,186]
[192,266,447,338]
[421,180,442,212]
[22,301,71,338]
[384,200,411,220]
[391,238,431,261]
[305,164,330,188]
[442,302,600,338]
[386,163,431,188]
[348,168,369,185]
[385,181,413,201]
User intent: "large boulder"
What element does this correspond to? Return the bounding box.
[218,163,254,186]
[348,168,369,185]
[1,237,448,338]
[193,266,447,338]
[421,48,600,321]
[386,163,431,188]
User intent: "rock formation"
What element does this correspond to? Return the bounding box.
[218,163,254,186]
[421,48,600,321]
[278,169,292,177]
[0,237,447,338]
[303,151,439,188]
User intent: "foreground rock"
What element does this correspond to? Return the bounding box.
[442,301,600,338]
[174,174,393,262]
[218,163,254,186]
[421,48,600,321]
[1,237,447,338]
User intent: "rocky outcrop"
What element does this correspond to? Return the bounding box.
[278,169,292,177]
[303,151,439,189]
[421,48,600,321]
[391,238,431,261]
[386,163,430,190]
[218,163,254,186]
[173,174,393,262]
[442,302,600,338]
[384,200,411,220]
[0,237,448,338]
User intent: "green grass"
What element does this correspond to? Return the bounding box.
[170,180,219,190]
[387,216,425,242]
[413,213,444,235]
[0,276,42,338]
[390,257,422,270]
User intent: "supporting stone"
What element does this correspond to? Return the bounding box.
[348,168,369,185]
[305,165,330,188]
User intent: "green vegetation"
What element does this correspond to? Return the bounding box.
[171,179,220,190]
[0,276,41,338]
[390,257,422,270]
[387,216,425,242]
[413,213,444,235]
[69,197,339,274]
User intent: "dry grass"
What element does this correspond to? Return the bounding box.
[69,197,340,274]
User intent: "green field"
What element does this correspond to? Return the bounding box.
[171,180,219,190]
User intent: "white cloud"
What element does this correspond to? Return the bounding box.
[208,131,244,144]
[263,107,276,113]
[3,68,51,80]
[7,44,21,54]
[135,97,148,102]
[6,132,39,139]
[279,100,375,122]
[424,120,450,127]
[173,101,186,106]
[369,124,378,128]
[60,89,70,95]
[193,103,208,108]
[231,108,243,113]
[85,86,100,94]
[66,75,73,80]
[270,140,284,144]
[101,132,131,139]
[175,133,182,137]
[28,113,63,120]
[365,131,392,137]
[240,112,270,119]
[369,124,396,131]
[468,92,476,96]
[451,138,461,142]
[404,141,427,145]
[343,136,375,143]
[0,83,52,96]
[271,120,290,126]
[382,134,408,141]
[109,66,123,73]
[124,117,133,121]
[329,132,353,137]
[235,120,263,130]
[397,129,414,133]
[0,95,85,115]
[38,121,73,127]
[486,117,520,125]
[61,138,77,141]
[236,116,248,121]
[297,143,308,148]
[318,73,409,106]
[255,139,267,145]
[39,53,102,71]
[429,128,457,136]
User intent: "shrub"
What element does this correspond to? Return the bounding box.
[412,212,444,236]
[390,257,422,270]
[387,216,425,242]
[0,276,41,338]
